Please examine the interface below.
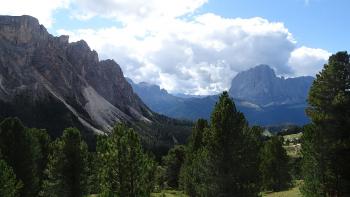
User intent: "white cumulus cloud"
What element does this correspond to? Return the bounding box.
[288,46,331,76]
[1,0,331,94]
[0,0,70,27]
[58,12,303,94]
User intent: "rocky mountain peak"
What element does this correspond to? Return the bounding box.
[248,64,275,76]
[0,15,49,45]
[0,15,153,135]
[229,65,314,106]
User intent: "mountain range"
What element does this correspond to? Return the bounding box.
[129,65,314,125]
[0,15,314,151]
[0,15,191,150]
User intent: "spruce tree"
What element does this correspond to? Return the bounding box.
[0,118,40,196]
[97,124,156,197]
[260,136,291,191]
[189,119,208,152]
[241,126,264,193]
[302,51,350,196]
[0,159,22,197]
[163,145,186,188]
[27,128,51,192]
[41,128,89,197]
[206,91,261,197]
[180,119,209,197]
[301,124,325,196]
[180,147,210,197]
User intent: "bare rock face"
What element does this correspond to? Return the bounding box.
[0,15,153,135]
[229,65,314,106]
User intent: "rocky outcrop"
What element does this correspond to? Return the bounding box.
[229,65,314,106]
[0,15,153,135]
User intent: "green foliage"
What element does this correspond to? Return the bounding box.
[154,166,167,192]
[163,145,186,189]
[41,128,89,197]
[135,115,192,162]
[0,159,22,197]
[180,147,210,197]
[189,119,208,151]
[302,51,350,196]
[205,92,261,196]
[151,189,188,197]
[97,124,156,197]
[87,152,100,194]
[289,157,302,180]
[0,117,40,196]
[260,136,291,191]
[180,92,262,197]
[261,180,302,197]
[300,124,325,197]
[180,119,209,197]
[27,128,51,191]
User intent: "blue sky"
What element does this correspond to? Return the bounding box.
[1,0,347,94]
[200,0,349,53]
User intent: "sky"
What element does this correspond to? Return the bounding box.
[1,0,349,95]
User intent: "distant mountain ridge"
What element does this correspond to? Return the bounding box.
[127,78,183,113]
[229,65,314,106]
[129,65,314,125]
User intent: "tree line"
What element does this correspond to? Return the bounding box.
[301,51,350,196]
[160,51,350,197]
[0,93,293,197]
[0,118,155,197]
[161,92,291,197]
[0,51,349,197]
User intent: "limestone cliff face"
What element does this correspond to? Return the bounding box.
[229,65,314,106]
[0,15,153,134]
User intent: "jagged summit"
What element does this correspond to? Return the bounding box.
[229,65,314,106]
[0,15,153,135]
[245,64,276,76]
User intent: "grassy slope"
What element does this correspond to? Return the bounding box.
[283,133,302,141]
[283,132,302,158]
[262,180,303,197]
[151,183,302,197]
[151,190,188,197]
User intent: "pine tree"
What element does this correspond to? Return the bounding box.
[302,51,350,196]
[180,147,210,197]
[301,124,325,196]
[180,119,210,197]
[97,124,156,197]
[180,93,262,197]
[0,159,22,197]
[179,92,261,197]
[41,128,89,197]
[241,126,264,193]
[0,118,40,196]
[207,92,260,196]
[163,145,186,188]
[27,128,51,192]
[87,151,100,195]
[154,165,166,192]
[189,119,208,152]
[260,136,291,191]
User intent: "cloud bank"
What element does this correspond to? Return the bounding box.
[0,0,70,27]
[1,0,331,94]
